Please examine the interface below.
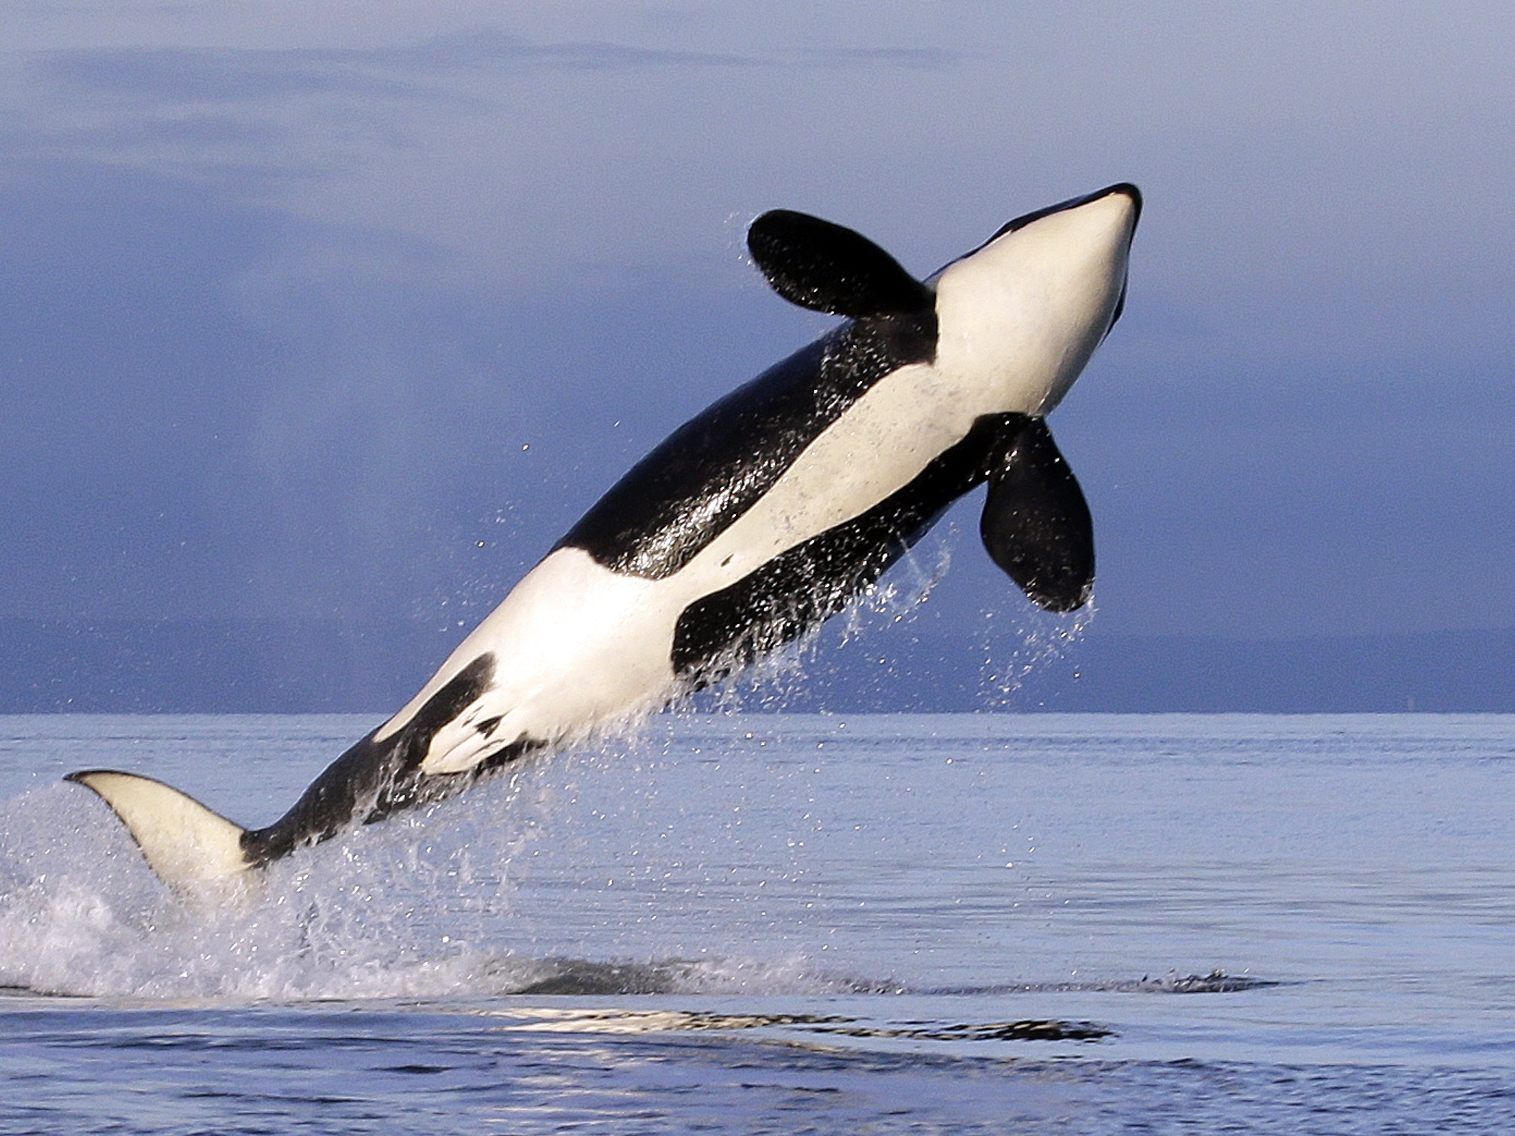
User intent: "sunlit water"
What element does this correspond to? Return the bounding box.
[1,713,1512,1133]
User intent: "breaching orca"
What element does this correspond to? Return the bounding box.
[69,184,1141,893]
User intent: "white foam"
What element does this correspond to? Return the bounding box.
[0,749,863,1002]
[0,775,535,1000]
[0,562,1091,1003]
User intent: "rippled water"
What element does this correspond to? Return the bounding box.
[2,713,1512,1133]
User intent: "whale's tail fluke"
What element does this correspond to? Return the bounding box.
[66,770,256,894]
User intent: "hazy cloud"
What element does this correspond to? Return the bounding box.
[791,46,970,71]
[35,29,762,107]
[5,3,1514,655]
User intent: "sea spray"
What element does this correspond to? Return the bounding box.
[0,729,864,1000]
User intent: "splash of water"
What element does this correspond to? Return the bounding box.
[0,533,1101,1002]
[0,739,865,1002]
[0,774,528,1000]
[978,598,1097,707]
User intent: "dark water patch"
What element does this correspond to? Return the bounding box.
[0,961,1282,1001]
[478,956,1278,1001]
[490,1005,1113,1044]
[1155,970,1280,994]
[0,982,89,999]
[924,970,1283,996]
[817,1018,1113,1043]
[485,954,885,997]
[502,956,731,996]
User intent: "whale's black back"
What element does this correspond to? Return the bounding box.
[558,311,937,580]
[670,412,1029,684]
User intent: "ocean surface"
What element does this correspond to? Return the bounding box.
[0,712,1510,1133]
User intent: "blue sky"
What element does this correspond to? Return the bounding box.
[5,3,1513,663]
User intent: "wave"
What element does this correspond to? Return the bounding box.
[1,749,1277,1005]
[483,1004,1113,1043]
[0,775,865,1001]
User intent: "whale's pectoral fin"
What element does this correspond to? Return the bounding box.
[980,418,1095,613]
[747,209,932,318]
[66,770,256,896]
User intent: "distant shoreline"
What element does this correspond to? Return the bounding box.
[3,617,1510,715]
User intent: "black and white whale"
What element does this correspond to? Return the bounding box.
[69,183,1141,893]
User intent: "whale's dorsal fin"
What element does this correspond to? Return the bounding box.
[748,210,932,318]
[980,418,1095,612]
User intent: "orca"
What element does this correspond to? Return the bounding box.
[68,183,1141,893]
